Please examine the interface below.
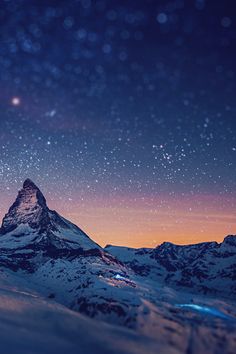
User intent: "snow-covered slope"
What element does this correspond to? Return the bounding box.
[0,179,236,353]
[0,270,161,354]
[0,268,236,354]
[105,236,236,298]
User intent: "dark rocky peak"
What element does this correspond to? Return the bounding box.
[154,241,176,253]
[222,235,236,247]
[23,178,42,191]
[21,178,47,206]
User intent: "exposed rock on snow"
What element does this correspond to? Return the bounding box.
[105,235,236,298]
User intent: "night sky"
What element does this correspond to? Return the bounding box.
[0,0,236,247]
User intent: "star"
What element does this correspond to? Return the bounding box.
[11,97,21,106]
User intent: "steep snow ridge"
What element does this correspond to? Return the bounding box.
[51,212,100,250]
[0,224,38,249]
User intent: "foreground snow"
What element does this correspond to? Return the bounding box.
[0,269,236,354]
[0,274,161,354]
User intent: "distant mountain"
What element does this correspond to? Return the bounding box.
[105,236,236,298]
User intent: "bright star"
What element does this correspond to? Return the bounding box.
[11,97,21,106]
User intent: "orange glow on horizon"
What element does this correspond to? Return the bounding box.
[0,187,235,249]
[48,193,236,248]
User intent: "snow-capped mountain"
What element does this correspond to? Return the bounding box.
[0,178,100,251]
[0,179,141,327]
[105,236,236,298]
[0,180,236,354]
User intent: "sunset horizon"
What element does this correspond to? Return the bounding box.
[0,178,235,248]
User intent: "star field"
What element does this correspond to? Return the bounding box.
[0,0,236,247]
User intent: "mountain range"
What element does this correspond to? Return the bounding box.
[0,179,235,354]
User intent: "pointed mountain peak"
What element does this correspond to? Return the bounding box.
[223,235,236,246]
[23,178,39,190]
[0,180,100,252]
[20,178,47,207]
[19,179,47,208]
[0,179,48,234]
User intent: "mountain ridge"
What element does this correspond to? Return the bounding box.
[106,234,235,250]
[105,234,236,297]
